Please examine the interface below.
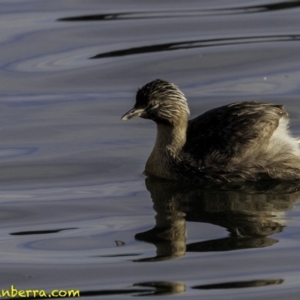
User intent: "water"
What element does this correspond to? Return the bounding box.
[1,0,300,298]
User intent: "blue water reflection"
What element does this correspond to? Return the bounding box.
[1,0,300,299]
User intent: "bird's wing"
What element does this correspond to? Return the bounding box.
[184,102,287,164]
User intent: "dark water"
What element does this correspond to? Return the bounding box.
[1,0,300,299]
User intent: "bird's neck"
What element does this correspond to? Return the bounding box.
[145,121,188,179]
[155,123,187,155]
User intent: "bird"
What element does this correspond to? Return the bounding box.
[121,79,300,183]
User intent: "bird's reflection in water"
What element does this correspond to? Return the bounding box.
[135,178,300,262]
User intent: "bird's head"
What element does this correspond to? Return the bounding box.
[121,79,190,126]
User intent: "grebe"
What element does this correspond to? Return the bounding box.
[121,79,300,183]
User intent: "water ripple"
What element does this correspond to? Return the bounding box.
[4,46,98,73]
[58,1,300,22]
[0,147,37,159]
[6,35,300,73]
[90,35,300,59]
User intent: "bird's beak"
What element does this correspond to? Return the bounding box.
[121,108,145,120]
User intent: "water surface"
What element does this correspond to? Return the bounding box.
[1,0,300,299]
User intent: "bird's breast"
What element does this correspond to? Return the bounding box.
[145,150,176,180]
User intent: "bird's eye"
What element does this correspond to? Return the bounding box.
[145,105,158,115]
[150,103,159,110]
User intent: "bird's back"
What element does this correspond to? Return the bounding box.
[185,102,286,160]
[181,102,300,181]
